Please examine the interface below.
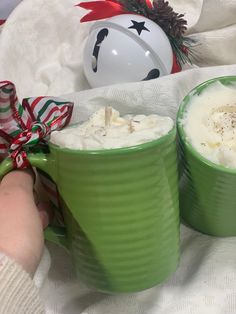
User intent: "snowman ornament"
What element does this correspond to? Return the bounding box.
[78,0,192,88]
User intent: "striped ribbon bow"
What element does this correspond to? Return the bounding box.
[0,81,73,169]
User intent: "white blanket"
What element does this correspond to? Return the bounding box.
[0,0,236,313]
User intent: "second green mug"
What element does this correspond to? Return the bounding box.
[177,76,236,237]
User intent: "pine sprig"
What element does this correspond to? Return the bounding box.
[115,0,194,66]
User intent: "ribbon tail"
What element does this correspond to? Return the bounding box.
[77,1,127,22]
[23,96,73,131]
[0,81,24,131]
[0,129,12,159]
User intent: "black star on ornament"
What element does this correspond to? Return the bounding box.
[128,20,150,35]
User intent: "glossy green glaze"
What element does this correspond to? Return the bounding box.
[177,76,236,237]
[0,128,179,293]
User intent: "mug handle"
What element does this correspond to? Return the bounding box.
[0,154,69,251]
[0,153,55,179]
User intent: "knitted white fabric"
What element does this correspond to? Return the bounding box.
[0,254,44,314]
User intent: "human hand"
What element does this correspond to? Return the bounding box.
[0,169,51,276]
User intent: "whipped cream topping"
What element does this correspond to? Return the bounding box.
[50,107,174,150]
[182,82,236,168]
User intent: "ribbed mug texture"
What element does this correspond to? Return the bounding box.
[51,129,179,292]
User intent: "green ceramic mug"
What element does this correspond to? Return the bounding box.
[0,127,179,293]
[177,76,236,237]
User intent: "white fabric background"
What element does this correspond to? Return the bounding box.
[0,0,236,313]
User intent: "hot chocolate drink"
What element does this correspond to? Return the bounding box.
[182,81,236,168]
